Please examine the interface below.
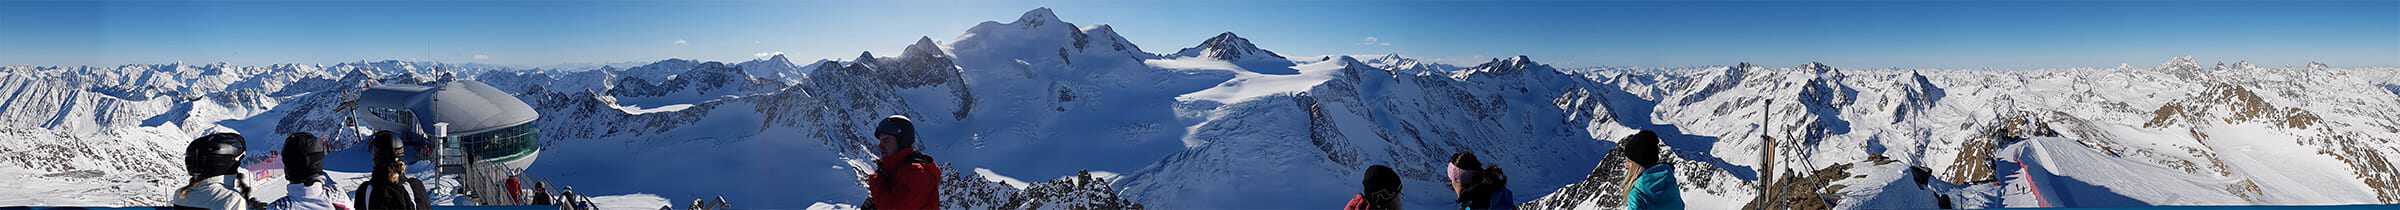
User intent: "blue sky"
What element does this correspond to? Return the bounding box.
[2,0,2394,69]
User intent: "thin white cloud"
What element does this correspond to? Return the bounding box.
[1359,37,1391,46]
[674,39,690,46]
[754,51,785,57]
[472,54,491,60]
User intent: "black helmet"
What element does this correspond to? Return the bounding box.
[282,132,326,183]
[1362,165,1400,194]
[369,131,402,163]
[184,133,246,178]
[875,115,916,149]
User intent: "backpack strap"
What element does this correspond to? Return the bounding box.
[403,181,420,203]
[361,183,376,208]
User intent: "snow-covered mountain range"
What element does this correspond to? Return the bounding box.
[5,7,2399,209]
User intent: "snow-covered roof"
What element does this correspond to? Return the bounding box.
[356,80,539,135]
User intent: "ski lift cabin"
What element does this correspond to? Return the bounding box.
[354,80,540,205]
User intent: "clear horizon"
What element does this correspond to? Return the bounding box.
[3,0,2394,69]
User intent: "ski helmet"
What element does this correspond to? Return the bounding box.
[1363,165,1401,194]
[875,115,916,149]
[282,132,326,183]
[184,133,246,178]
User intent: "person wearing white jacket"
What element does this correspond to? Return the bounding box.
[176,175,255,210]
[264,133,354,210]
[175,133,260,210]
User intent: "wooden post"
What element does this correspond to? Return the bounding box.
[1758,99,1777,209]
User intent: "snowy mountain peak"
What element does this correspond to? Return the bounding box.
[692,61,739,75]
[1450,55,1549,79]
[618,58,704,82]
[904,36,947,58]
[1016,7,1061,26]
[1082,24,1122,41]
[1075,24,1144,53]
[739,54,792,69]
[2157,56,2210,80]
[735,54,802,83]
[1332,55,1367,67]
[1482,55,1541,71]
[1803,61,1839,74]
[853,51,880,64]
[1360,53,1458,75]
[644,58,698,68]
[1173,32,1285,61]
[2307,61,2330,70]
[953,7,1154,66]
[762,53,790,63]
[1362,53,1412,66]
[2163,56,2203,71]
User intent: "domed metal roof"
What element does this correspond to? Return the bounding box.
[357,80,539,135]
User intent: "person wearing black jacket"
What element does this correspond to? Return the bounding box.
[533,181,554,205]
[353,131,431,210]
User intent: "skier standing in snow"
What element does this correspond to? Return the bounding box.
[1447,152,1517,210]
[1345,165,1402,210]
[1618,131,1683,209]
[863,115,943,210]
[175,133,262,210]
[353,131,432,210]
[265,133,355,210]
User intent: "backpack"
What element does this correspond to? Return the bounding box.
[356,178,424,210]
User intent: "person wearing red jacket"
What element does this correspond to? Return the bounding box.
[865,115,942,210]
[505,175,523,205]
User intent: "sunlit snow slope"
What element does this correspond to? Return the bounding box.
[4,7,2398,210]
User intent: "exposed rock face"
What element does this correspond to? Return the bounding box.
[1743,163,1854,210]
[942,168,1145,210]
[1520,151,1632,209]
[2306,134,2400,203]
[604,61,787,102]
[1947,112,2056,183]
[884,37,967,89]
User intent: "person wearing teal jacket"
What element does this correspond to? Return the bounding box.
[1620,131,1684,210]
